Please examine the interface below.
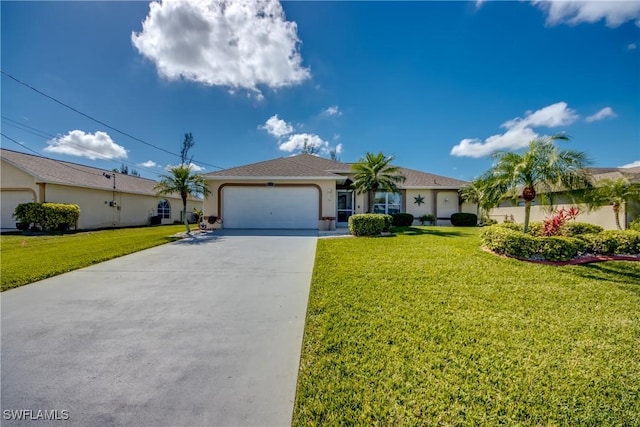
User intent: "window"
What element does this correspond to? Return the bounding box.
[372,192,401,215]
[157,199,171,219]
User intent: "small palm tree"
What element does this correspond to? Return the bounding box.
[155,165,210,233]
[481,135,592,233]
[590,177,640,230]
[352,152,406,212]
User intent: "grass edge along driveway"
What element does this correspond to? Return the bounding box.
[293,226,640,426]
[1,225,185,291]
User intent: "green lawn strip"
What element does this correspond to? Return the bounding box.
[1,225,185,291]
[294,227,640,426]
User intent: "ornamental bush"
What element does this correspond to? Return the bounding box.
[577,230,640,255]
[536,236,579,262]
[13,202,80,231]
[348,214,393,237]
[526,221,544,236]
[495,222,522,232]
[561,222,604,236]
[629,218,640,232]
[480,226,537,258]
[391,213,414,227]
[450,212,477,227]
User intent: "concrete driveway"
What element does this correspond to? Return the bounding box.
[1,230,318,426]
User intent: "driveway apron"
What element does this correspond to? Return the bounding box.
[1,230,317,426]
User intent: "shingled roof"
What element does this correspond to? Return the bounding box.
[1,148,185,198]
[206,154,468,188]
[205,155,347,180]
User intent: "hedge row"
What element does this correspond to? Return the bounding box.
[451,212,477,226]
[495,221,604,237]
[13,202,80,231]
[348,214,392,236]
[481,225,640,261]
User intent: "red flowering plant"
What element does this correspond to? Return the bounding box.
[542,207,580,236]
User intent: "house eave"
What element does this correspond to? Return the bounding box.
[205,175,346,182]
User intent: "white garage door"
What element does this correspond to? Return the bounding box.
[1,190,36,229]
[223,186,319,229]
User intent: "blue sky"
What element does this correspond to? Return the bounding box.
[2,0,639,181]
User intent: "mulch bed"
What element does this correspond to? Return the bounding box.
[482,247,640,266]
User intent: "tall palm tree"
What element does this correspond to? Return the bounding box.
[590,177,640,230]
[155,165,210,233]
[459,179,484,219]
[481,135,592,233]
[352,152,406,212]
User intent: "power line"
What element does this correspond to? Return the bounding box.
[1,116,163,177]
[1,69,224,170]
[1,132,107,177]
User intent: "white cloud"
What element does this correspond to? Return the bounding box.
[531,0,640,27]
[335,143,343,154]
[619,160,640,168]
[279,133,328,152]
[138,160,158,168]
[44,130,127,160]
[259,114,293,138]
[629,42,637,50]
[132,0,310,99]
[165,162,205,172]
[321,105,342,117]
[585,107,617,123]
[450,102,578,158]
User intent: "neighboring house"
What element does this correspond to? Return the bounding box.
[488,167,640,230]
[202,154,472,230]
[1,148,199,230]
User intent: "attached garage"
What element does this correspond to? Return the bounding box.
[222,186,319,229]
[1,190,36,229]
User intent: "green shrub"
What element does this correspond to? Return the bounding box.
[450,212,477,226]
[576,232,618,255]
[419,214,436,225]
[480,226,537,258]
[537,236,579,262]
[391,213,414,227]
[13,202,80,231]
[629,218,640,232]
[348,214,392,237]
[495,222,522,232]
[561,222,604,236]
[526,221,544,236]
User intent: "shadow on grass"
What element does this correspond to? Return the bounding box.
[567,262,640,295]
[391,226,473,238]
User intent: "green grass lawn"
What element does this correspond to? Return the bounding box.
[1,225,185,291]
[294,226,640,426]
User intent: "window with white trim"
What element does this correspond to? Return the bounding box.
[372,192,402,215]
[157,199,171,219]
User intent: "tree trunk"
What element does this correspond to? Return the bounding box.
[523,200,531,233]
[183,198,190,234]
[613,203,621,230]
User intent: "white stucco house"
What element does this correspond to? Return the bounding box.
[202,154,474,230]
[1,148,198,231]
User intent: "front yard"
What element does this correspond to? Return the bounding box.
[294,227,640,425]
[0,225,185,291]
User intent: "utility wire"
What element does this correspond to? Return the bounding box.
[1,116,163,177]
[1,70,224,170]
[1,132,108,177]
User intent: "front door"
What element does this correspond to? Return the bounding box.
[337,190,354,226]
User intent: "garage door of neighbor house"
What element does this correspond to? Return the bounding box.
[1,190,36,229]
[222,186,319,229]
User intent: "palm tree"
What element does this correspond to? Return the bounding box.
[352,152,406,212]
[459,179,484,220]
[155,165,210,233]
[481,135,592,233]
[590,177,640,230]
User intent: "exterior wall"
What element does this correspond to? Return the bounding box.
[1,161,39,229]
[488,203,623,230]
[204,179,336,230]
